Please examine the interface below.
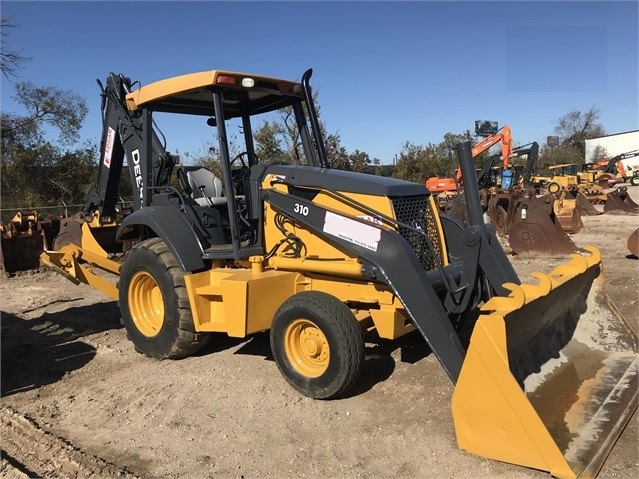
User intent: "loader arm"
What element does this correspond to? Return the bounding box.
[261,143,521,382]
[263,186,468,381]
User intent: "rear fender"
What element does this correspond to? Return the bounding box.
[116,206,205,272]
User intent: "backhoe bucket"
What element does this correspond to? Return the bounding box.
[52,211,123,255]
[486,189,515,237]
[0,212,55,274]
[508,194,582,256]
[604,187,639,215]
[574,192,603,216]
[452,247,638,479]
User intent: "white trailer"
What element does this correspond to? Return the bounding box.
[585,130,639,162]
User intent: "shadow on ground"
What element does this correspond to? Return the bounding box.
[1,302,121,396]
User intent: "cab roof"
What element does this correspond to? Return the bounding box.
[125,70,302,117]
[548,163,578,169]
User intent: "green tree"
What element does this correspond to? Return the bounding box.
[554,107,605,153]
[324,132,350,170]
[540,107,606,167]
[1,83,94,212]
[3,82,88,145]
[349,149,372,173]
[537,143,581,170]
[249,89,375,172]
[253,121,286,164]
[391,131,477,183]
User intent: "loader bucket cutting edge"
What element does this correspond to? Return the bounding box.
[452,246,638,479]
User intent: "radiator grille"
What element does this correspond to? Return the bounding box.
[391,196,442,271]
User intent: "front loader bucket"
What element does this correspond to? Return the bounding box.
[508,194,582,256]
[452,247,638,479]
[604,187,639,215]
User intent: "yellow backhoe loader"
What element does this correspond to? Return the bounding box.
[41,68,637,479]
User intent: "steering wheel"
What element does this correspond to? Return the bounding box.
[230,152,256,194]
[231,151,254,168]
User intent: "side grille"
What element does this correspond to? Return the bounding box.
[391,195,442,271]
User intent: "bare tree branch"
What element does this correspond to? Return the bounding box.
[1,17,31,80]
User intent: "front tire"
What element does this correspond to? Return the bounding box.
[270,291,364,399]
[119,237,210,359]
[631,175,639,186]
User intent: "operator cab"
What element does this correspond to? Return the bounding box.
[122,69,327,262]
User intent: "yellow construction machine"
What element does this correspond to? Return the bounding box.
[41,68,637,479]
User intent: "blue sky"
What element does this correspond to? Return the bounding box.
[1,1,637,164]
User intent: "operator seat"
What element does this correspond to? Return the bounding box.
[184,167,227,206]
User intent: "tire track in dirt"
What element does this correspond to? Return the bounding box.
[0,406,138,478]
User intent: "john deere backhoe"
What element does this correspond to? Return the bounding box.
[41,68,637,479]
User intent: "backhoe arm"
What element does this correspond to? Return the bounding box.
[83,74,176,218]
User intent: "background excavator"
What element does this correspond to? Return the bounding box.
[431,124,584,255]
[40,68,636,479]
[426,124,513,196]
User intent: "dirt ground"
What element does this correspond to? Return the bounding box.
[1,187,638,479]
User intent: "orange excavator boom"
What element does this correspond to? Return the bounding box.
[471,125,513,169]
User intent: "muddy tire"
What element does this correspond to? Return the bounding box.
[118,237,210,359]
[270,291,364,400]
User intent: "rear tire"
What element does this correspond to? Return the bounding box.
[631,175,639,186]
[119,237,210,359]
[548,181,562,194]
[270,291,364,399]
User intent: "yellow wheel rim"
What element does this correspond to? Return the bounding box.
[549,183,560,194]
[128,271,164,337]
[284,319,330,378]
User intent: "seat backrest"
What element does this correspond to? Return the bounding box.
[183,167,227,206]
[186,167,223,198]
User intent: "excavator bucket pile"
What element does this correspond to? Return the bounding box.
[568,189,603,216]
[0,212,60,275]
[453,247,638,479]
[485,190,512,237]
[553,192,584,234]
[577,184,607,207]
[507,194,582,256]
[604,187,639,215]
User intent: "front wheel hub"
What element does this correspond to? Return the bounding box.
[285,319,330,378]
